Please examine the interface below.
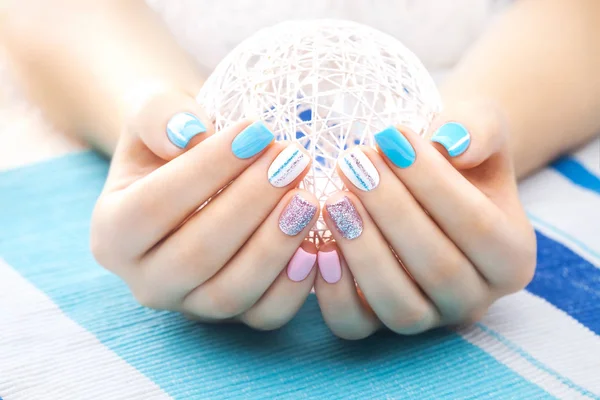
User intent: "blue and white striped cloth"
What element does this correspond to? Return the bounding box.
[0,137,599,399]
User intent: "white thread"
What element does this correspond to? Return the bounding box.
[197,19,442,241]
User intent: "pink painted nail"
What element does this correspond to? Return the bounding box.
[317,250,342,283]
[287,247,317,282]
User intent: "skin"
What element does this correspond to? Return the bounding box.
[1,0,599,336]
[317,105,535,338]
[94,111,321,328]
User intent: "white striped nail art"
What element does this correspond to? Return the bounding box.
[339,148,380,191]
[268,144,310,188]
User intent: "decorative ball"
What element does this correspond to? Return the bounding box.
[196,19,442,240]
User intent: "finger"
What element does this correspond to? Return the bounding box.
[428,100,506,170]
[125,89,214,160]
[314,242,381,340]
[374,125,535,291]
[92,119,277,259]
[427,103,520,207]
[180,190,319,319]
[140,143,311,305]
[239,240,318,331]
[337,147,489,323]
[323,192,440,335]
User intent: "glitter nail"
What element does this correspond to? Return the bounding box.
[325,196,363,239]
[279,194,318,236]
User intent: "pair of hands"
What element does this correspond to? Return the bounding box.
[90,90,536,339]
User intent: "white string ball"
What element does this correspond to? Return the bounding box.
[196,19,442,240]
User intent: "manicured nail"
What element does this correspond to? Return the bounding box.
[339,148,379,191]
[317,250,342,284]
[431,122,471,157]
[374,126,416,168]
[279,194,317,236]
[231,121,275,159]
[325,196,363,240]
[287,247,317,282]
[268,144,310,188]
[166,112,207,149]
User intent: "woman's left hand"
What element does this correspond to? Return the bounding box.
[314,100,537,339]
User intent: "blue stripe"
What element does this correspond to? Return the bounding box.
[552,156,600,194]
[527,231,600,335]
[0,152,552,399]
[270,149,299,180]
[343,158,370,190]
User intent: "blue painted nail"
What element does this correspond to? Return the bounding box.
[373,126,416,168]
[166,112,207,149]
[431,122,471,157]
[231,121,275,159]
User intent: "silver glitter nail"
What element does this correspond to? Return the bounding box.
[325,196,363,239]
[279,194,317,236]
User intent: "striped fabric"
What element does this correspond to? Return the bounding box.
[0,137,599,399]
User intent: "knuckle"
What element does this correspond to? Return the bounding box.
[421,254,464,290]
[494,227,537,293]
[90,227,122,271]
[440,291,487,325]
[467,308,488,325]
[515,255,536,290]
[205,289,247,319]
[453,304,492,328]
[330,325,376,341]
[388,306,434,335]
[516,228,538,287]
[472,205,499,238]
[89,198,129,269]
[243,312,290,332]
[89,205,112,267]
[89,229,111,267]
[131,286,165,310]
[503,256,536,294]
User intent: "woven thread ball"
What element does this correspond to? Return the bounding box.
[196,19,442,240]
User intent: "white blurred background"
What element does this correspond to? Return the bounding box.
[0,0,511,169]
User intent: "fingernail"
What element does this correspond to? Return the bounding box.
[339,148,379,191]
[287,247,317,282]
[374,126,416,168]
[279,194,317,236]
[325,196,363,240]
[231,121,275,159]
[268,144,310,187]
[431,122,471,157]
[166,112,207,149]
[317,250,342,284]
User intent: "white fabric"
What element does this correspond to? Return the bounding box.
[0,260,170,400]
[461,291,600,399]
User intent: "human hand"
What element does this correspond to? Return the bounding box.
[91,90,320,330]
[314,101,537,339]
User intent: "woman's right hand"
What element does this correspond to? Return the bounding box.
[90,90,320,330]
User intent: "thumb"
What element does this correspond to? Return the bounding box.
[124,88,214,161]
[427,100,507,170]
